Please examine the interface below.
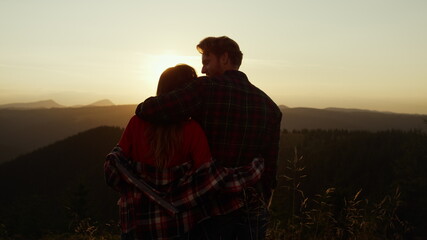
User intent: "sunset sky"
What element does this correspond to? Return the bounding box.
[1,0,426,114]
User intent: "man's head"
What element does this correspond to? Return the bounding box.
[196,36,243,77]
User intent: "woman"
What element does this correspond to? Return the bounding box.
[105,64,263,240]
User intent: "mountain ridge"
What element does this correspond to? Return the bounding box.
[0,99,65,109]
[71,99,115,108]
[0,99,115,109]
[0,104,426,164]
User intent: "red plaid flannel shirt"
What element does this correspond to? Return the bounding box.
[104,146,264,240]
[136,70,282,200]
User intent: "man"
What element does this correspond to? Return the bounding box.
[135,36,282,239]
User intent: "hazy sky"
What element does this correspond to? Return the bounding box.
[1,0,426,114]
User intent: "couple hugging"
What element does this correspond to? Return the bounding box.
[105,36,282,240]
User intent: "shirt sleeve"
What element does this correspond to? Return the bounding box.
[135,78,207,123]
[170,158,265,209]
[104,147,129,193]
[105,116,137,192]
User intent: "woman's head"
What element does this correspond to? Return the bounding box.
[157,64,197,95]
[146,64,197,168]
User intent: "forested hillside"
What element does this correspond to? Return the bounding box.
[0,127,426,239]
[0,126,123,239]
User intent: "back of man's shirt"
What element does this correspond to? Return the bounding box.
[136,70,282,194]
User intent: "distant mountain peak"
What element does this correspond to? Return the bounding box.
[324,107,390,114]
[0,99,64,109]
[87,99,115,107]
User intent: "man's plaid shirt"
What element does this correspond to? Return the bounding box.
[136,70,282,200]
[104,146,264,240]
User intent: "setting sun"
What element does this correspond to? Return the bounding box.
[149,53,201,80]
[138,53,201,96]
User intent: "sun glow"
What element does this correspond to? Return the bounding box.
[138,53,201,96]
[150,53,201,79]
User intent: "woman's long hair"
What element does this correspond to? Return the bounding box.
[145,64,197,168]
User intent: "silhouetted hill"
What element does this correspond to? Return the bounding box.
[71,99,115,108]
[1,105,426,164]
[0,126,122,237]
[280,106,427,132]
[0,99,115,109]
[0,105,136,164]
[0,99,64,109]
[86,99,115,107]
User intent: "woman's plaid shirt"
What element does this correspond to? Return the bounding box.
[104,146,264,240]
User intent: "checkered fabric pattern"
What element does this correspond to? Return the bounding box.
[104,146,264,240]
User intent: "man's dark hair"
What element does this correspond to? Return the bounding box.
[197,36,243,68]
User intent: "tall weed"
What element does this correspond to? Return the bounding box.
[268,148,412,240]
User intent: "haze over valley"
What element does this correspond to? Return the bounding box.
[1,99,426,164]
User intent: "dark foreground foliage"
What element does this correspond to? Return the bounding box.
[0,128,426,239]
[270,129,427,239]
